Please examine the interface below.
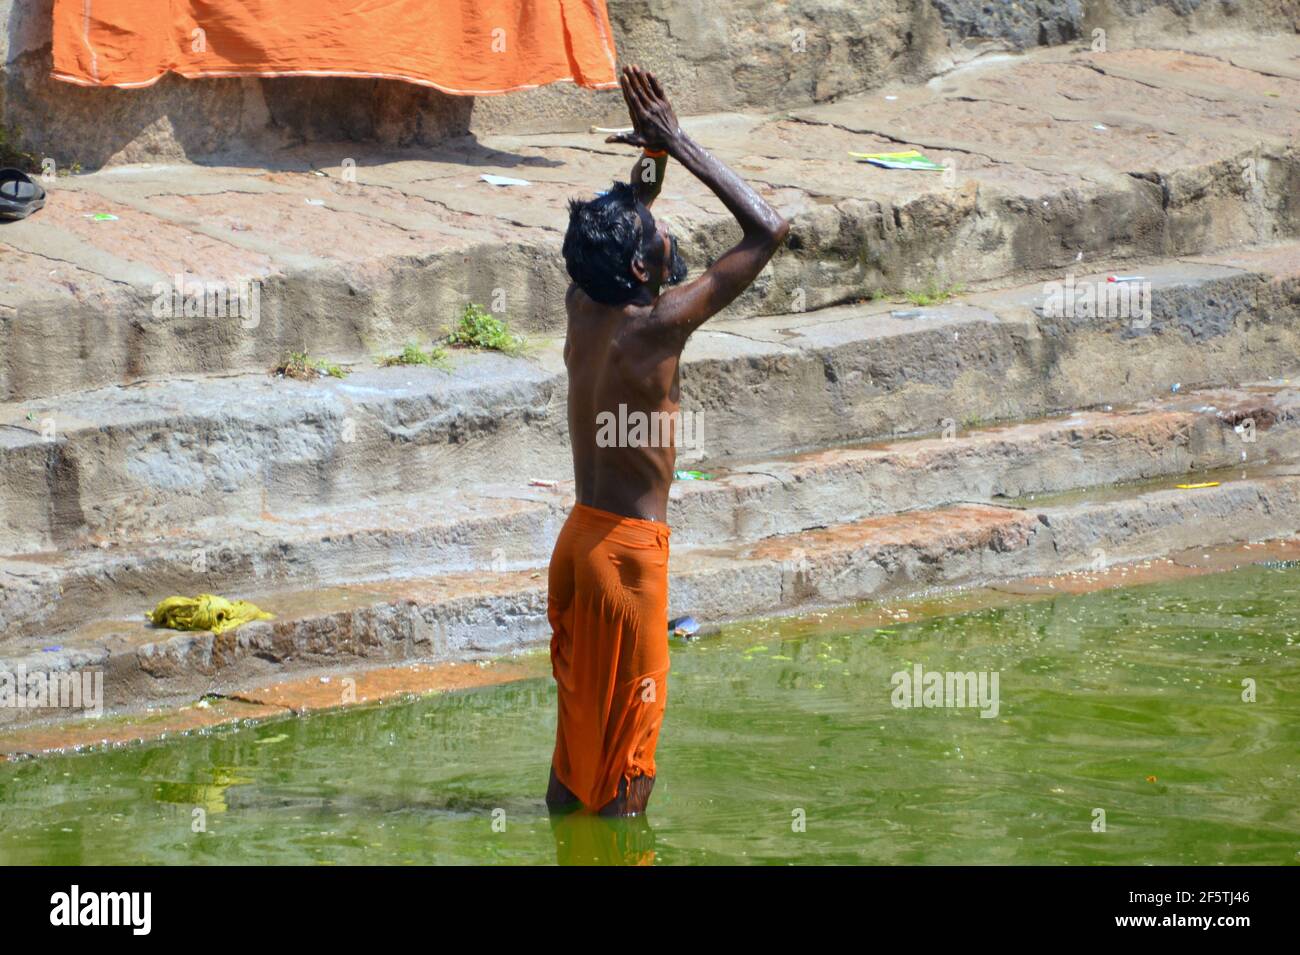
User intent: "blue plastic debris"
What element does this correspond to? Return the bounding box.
[669,615,701,638]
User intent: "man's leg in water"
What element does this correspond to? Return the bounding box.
[546,766,582,814]
[598,773,657,817]
[548,767,655,816]
[549,760,659,817]
[546,515,580,814]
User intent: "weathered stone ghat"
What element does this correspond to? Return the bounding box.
[5,472,1299,726]
[5,143,1295,403]
[1,254,1296,555]
[0,380,1293,640]
[1,12,1299,739]
[3,36,1300,400]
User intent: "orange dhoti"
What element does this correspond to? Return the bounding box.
[548,504,671,811]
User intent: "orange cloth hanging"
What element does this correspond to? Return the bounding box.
[548,503,671,812]
[52,0,618,94]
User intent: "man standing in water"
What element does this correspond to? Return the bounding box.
[547,66,789,816]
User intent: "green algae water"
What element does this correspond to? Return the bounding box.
[2,563,1298,865]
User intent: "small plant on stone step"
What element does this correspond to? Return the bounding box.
[903,279,965,307]
[273,351,349,380]
[0,124,39,172]
[377,342,449,368]
[446,303,526,355]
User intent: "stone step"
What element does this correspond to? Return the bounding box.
[2,248,1297,554]
[0,383,1294,641]
[1,39,1298,400]
[5,472,1299,727]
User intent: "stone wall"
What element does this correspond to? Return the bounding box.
[931,0,1087,47]
[1,0,1296,169]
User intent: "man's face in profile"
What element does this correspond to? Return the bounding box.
[638,204,687,292]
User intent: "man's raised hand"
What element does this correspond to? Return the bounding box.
[606,65,680,152]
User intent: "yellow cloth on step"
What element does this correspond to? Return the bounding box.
[146,594,274,634]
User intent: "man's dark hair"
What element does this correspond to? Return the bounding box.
[563,181,651,306]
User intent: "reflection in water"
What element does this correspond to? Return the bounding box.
[549,812,656,866]
[153,766,253,814]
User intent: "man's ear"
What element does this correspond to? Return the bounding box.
[629,253,650,284]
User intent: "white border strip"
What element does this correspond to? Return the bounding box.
[585,0,617,73]
[52,68,619,95]
[82,0,100,83]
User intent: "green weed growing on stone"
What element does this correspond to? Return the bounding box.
[0,125,80,176]
[0,124,38,172]
[903,280,965,307]
[274,352,348,380]
[446,303,525,355]
[378,342,449,368]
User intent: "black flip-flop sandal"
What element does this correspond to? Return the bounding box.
[0,168,46,221]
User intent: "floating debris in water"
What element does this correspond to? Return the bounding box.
[669,615,701,639]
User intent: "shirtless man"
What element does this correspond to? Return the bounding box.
[545,66,789,817]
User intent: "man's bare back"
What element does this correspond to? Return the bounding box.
[565,285,683,522]
[563,65,789,526]
[547,66,787,817]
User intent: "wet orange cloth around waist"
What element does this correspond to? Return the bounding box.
[548,503,671,811]
[52,0,618,94]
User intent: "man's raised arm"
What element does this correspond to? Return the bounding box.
[618,67,789,336]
